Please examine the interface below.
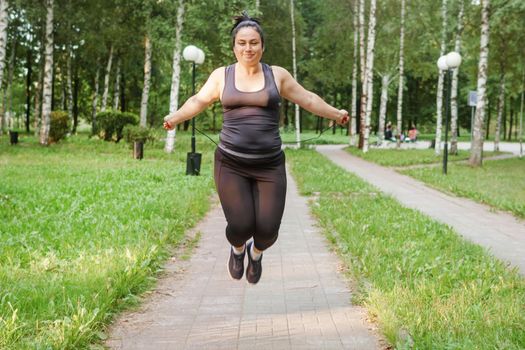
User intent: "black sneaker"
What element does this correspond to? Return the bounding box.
[246,242,263,284]
[228,245,245,280]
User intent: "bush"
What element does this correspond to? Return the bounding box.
[49,111,69,143]
[95,110,138,142]
[122,125,156,145]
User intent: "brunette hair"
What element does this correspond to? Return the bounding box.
[230,11,265,48]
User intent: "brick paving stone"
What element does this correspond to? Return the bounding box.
[106,169,382,349]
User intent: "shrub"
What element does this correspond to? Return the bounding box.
[49,111,69,143]
[122,125,156,145]
[95,110,138,142]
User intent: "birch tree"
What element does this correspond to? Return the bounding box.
[165,0,184,154]
[434,0,448,155]
[396,0,405,148]
[494,73,505,151]
[358,0,366,148]
[362,0,377,153]
[139,34,152,127]
[39,0,53,145]
[349,0,358,146]
[450,0,464,155]
[66,48,74,133]
[91,68,99,132]
[469,0,490,166]
[290,0,300,146]
[101,44,113,112]
[378,74,395,144]
[0,0,8,134]
[113,58,120,110]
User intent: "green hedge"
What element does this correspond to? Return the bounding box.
[95,110,138,142]
[49,111,69,143]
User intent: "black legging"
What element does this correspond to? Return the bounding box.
[214,148,287,251]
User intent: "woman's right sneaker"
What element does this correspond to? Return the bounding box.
[228,246,245,280]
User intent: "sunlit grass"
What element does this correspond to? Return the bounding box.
[0,131,215,349]
[287,148,525,349]
[402,157,525,219]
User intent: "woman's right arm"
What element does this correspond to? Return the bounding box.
[163,67,223,130]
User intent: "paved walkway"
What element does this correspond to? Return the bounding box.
[316,145,525,275]
[106,172,382,349]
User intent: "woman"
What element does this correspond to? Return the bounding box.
[163,12,348,284]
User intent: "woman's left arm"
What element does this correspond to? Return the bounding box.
[273,66,348,125]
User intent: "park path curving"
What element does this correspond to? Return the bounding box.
[316,144,525,276]
[106,169,383,350]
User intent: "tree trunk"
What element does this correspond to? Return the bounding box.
[434,0,448,155]
[140,35,152,127]
[0,0,8,134]
[40,0,54,145]
[165,0,184,153]
[101,44,113,112]
[362,0,376,153]
[378,74,390,144]
[25,47,32,132]
[66,47,74,133]
[494,74,505,151]
[396,0,406,148]
[6,34,16,129]
[358,0,366,149]
[91,68,99,133]
[113,58,120,110]
[349,0,358,146]
[73,71,79,133]
[450,0,464,155]
[469,0,490,166]
[508,96,514,140]
[290,0,300,146]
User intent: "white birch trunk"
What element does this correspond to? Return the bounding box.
[469,0,490,166]
[113,58,120,110]
[91,68,99,132]
[165,0,185,153]
[101,44,113,112]
[140,35,152,127]
[362,0,376,153]
[396,0,405,148]
[378,74,390,144]
[256,0,260,11]
[350,0,358,146]
[290,0,300,146]
[358,0,366,148]
[66,48,74,133]
[39,0,53,145]
[0,0,8,134]
[494,74,505,151]
[450,0,464,155]
[434,0,448,155]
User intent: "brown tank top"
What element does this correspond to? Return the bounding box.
[219,63,282,157]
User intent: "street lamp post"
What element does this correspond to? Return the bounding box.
[437,51,462,175]
[182,45,205,175]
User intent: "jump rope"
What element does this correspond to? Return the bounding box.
[192,117,349,147]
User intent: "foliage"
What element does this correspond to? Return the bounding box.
[95,110,139,142]
[122,125,155,145]
[0,133,215,348]
[49,111,69,143]
[287,148,525,349]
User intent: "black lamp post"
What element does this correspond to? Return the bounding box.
[437,52,462,175]
[182,45,205,175]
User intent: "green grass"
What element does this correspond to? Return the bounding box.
[286,148,525,349]
[280,128,353,145]
[402,157,525,219]
[0,131,216,349]
[345,147,504,167]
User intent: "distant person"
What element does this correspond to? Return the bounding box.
[408,125,418,142]
[163,12,349,284]
[385,121,394,142]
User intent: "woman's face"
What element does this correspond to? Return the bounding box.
[233,27,263,65]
